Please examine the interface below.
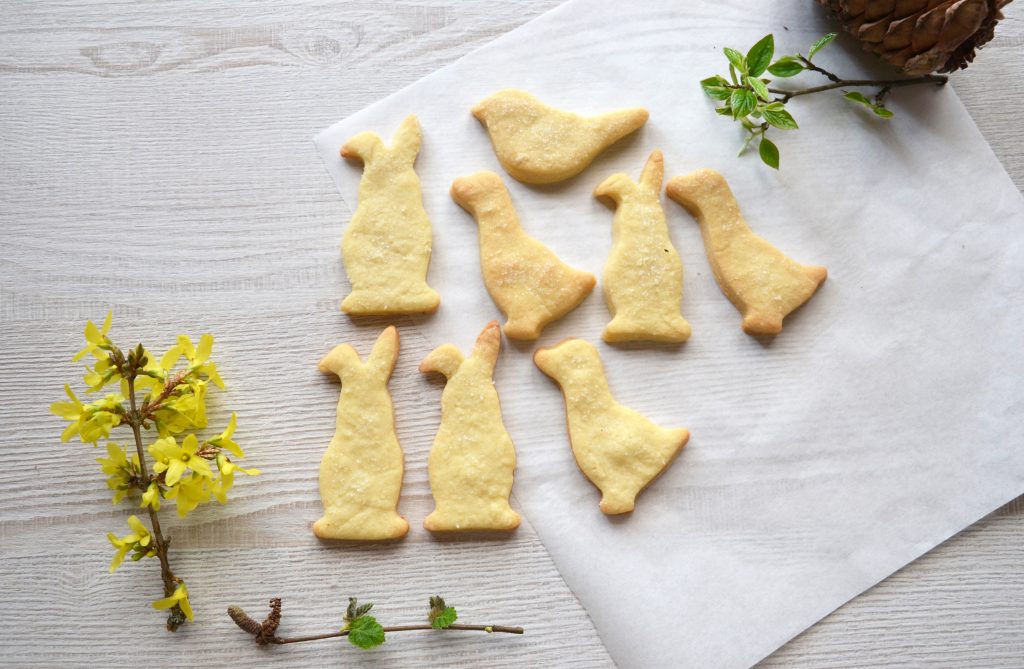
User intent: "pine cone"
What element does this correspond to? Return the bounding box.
[817,0,1013,75]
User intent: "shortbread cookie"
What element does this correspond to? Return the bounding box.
[472,89,649,184]
[420,321,520,532]
[339,115,440,315]
[595,149,691,343]
[666,169,827,336]
[451,171,595,340]
[534,338,688,515]
[314,326,409,540]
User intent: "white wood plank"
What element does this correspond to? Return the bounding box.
[0,0,1020,667]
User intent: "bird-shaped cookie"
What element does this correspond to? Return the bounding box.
[594,149,692,343]
[313,326,409,541]
[472,89,649,184]
[534,338,689,515]
[666,169,827,336]
[451,171,596,340]
[420,321,520,532]
[339,114,440,316]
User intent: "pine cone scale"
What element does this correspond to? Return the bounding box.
[817,0,1012,74]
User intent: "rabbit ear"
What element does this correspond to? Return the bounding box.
[419,344,464,379]
[390,115,422,165]
[639,149,664,193]
[366,326,399,381]
[471,321,501,373]
[341,131,384,164]
[318,344,362,378]
[593,173,635,205]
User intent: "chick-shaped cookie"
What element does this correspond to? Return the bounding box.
[472,89,649,184]
[595,149,691,344]
[339,115,440,316]
[314,326,409,540]
[451,171,595,340]
[666,169,827,336]
[420,321,520,532]
[534,338,688,515]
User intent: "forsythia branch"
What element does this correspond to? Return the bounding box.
[52,312,259,631]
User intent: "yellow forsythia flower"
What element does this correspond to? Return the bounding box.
[107,515,153,572]
[150,434,212,486]
[97,442,135,504]
[208,413,243,457]
[210,453,260,504]
[51,386,123,444]
[152,582,194,622]
[141,482,161,511]
[165,474,210,518]
[72,310,112,362]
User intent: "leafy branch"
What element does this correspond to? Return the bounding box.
[51,312,259,630]
[701,33,947,169]
[228,596,524,649]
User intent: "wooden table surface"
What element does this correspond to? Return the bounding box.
[2,2,1021,667]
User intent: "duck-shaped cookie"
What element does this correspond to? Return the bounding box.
[313,326,409,540]
[534,338,689,515]
[420,321,520,532]
[451,171,596,340]
[339,114,440,316]
[472,89,649,184]
[666,169,827,336]
[595,149,692,343]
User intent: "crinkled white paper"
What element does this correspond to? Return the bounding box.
[314,1,1024,666]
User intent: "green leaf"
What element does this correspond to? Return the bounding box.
[759,137,780,169]
[872,105,894,118]
[763,107,799,130]
[723,47,746,73]
[808,33,837,60]
[715,105,733,116]
[843,91,872,106]
[745,75,771,101]
[745,34,774,77]
[700,76,732,101]
[345,597,373,622]
[730,89,756,119]
[347,615,385,649]
[428,595,459,629]
[767,57,804,77]
[431,607,458,629]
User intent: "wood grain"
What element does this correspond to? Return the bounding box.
[0,1,1020,667]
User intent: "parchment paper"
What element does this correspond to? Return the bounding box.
[314,1,1024,666]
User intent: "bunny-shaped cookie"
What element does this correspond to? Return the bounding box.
[314,326,409,540]
[595,149,691,343]
[419,321,520,532]
[339,115,440,316]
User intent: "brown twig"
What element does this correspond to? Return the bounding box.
[228,601,524,647]
[126,374,184,631]
[768,74,946,103]
[141,370,188,419]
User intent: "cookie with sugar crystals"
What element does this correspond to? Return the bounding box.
[339,115,440,315]
[314,326,408,540]
[666,168,826,336]
[472,89,648,184]
[595,149,691,343]
[420,321,520,532]
[534,338,688,515]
